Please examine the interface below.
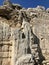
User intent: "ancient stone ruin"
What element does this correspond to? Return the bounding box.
[0,0,49,65]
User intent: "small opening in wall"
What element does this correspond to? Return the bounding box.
[22,33,25,39]
[41,38,43,40]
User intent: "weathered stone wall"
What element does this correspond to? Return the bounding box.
[0,0,49,65]
[32,18,49,65]
[0,19,12,65]
[33,18,49,60]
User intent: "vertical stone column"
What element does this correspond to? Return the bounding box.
[11,28,15,65]
[11,28,21,65]
[0,21,12,65]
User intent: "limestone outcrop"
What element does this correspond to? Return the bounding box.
[0,0,49,65]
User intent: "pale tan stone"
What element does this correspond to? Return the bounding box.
[2,59,11,65]
[0,46,2,52]
[0,0,49,65]
[0,59,2,65]
[2,45,9,51]
[0,52,11,58]
[9,46,12,51]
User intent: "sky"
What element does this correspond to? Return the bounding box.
[0,0,49,9]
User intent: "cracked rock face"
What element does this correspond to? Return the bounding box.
[0,0,49,65]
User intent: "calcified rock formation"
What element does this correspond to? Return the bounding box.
[0,0,49,65]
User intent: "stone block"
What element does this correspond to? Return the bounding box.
[2,45,9,52]
[0,59,2,65]
[9,46,12,51]
[0,52,3,57]
[2,58,11,65]
[0,46,2,52]
[0,52,11,58]
[47,50,49,53]
[9,52,12,58]
[0,41,12,45]
[2,28,11,41]
[42,49,46,54]
[0,34,3,41]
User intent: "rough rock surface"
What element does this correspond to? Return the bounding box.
[0,0,49,65]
